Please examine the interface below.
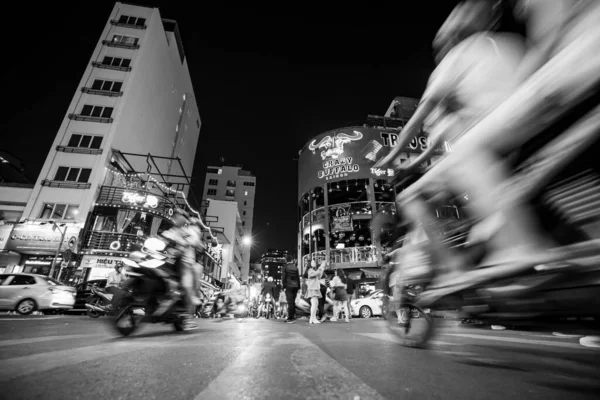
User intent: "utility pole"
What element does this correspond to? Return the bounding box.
[48,223,67,280]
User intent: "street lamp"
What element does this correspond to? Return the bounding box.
[42,221,67,280]
[242,236,252,246]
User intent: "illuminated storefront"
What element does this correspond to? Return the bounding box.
[297,125,445,275]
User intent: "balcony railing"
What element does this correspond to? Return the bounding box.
[330,246,377,264]
[81,87,123,97]
[91,61,132,72]
[83,231,145,253]
[110,20,147,29]
[56,145,102,155]
[95,185,178,217]
[68,113,113,123]
[41,179,91,189]
[102,40,140,50]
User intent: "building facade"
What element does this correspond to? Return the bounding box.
[5,3,219,283]
[202,164,256,279]
[201,199,245,281]
[297,98,446,277]
[260,249,291,287]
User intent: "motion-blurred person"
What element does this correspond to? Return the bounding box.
[282,259,300,323]
[106,262,126,310]
[330,269,350,323]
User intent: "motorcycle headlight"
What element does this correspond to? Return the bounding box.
[144,237,166,252]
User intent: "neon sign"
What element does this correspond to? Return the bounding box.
[309,131,363,160]
[122,192,159,209]
[370,168,394,177]
[318,157,360,180]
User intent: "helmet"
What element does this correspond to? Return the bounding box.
[267,276,273,282]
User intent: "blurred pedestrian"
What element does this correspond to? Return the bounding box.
[345,276,355,319]
[330,269,350,323]
[281,259,300,323]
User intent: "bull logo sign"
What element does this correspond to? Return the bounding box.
[308,131,363,160]
[309,131,363,181]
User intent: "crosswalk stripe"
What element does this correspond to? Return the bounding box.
[0,334,105,347]
[194,331,385,400]
[0,334,197,383]
[354,332,455,346]
[443,333,598,350]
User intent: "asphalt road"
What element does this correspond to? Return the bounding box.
[0,314,598,400]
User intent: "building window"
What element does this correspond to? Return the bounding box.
[207,168,222,175]
[68,134,103,149]
[80,105,114,119]
[208,179,218,186]
[244,201,247,206]
[243,181,255,187]
[207,189,217,196]
[117,15,146,27]
[244,191,248,196]
[112,34,139,46]
[90,79,123,93]
[226,180,236,187]
[54,167,92,183]
[243,211,246,216]
[39,203,79,220]
[225,189,235,197]
[242,221,245,226]
[101,56,131,69]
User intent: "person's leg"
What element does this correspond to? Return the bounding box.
[286,288,297,320]
[318,285,326,320]
[310,297,320,323]
[331,301,340,321]
[346,293,353,319]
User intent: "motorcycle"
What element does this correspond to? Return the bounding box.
[85,285,114,318]
[261,294,275,319]
[211,293,248,319]
[112,237,193,336]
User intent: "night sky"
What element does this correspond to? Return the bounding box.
[1,1,456,261]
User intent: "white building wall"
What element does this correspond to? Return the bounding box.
[22,2,200,227]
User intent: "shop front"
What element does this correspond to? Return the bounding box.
[3,222,81,277]
[297,125,445,274]
[0,223,21,273]
[79,255,125,282]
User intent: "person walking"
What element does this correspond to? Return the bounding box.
[306,260,326,324]
[330,269,350,323]
[345,276,355,319]
[281,259,300,323]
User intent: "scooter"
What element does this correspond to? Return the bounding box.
[85,285,113,318]
[112,237,194,336]
[261,294,275,319]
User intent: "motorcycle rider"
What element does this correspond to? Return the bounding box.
[381,0,600,302]
[153,208,202,330]
[260,276,276,317]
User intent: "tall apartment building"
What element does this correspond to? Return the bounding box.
[202,164,256,280]
[7,2,215,282]
[201,199,244,281]
[260,249,291,287]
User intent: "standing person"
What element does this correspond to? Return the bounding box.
[281,259,300,323]
[345,276,355,319]
[307,260,326,324]
[330,269,350,323]
[106,262,126,309]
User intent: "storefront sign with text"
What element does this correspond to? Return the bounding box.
[318,157,360,181]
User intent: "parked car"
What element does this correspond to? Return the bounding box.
[350,289,385,318]
[0,273,77,315]
[72,279,108,311]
